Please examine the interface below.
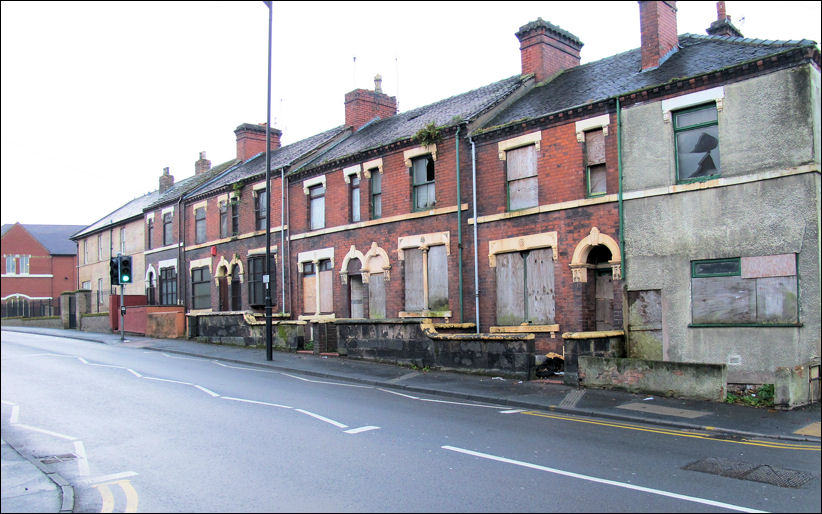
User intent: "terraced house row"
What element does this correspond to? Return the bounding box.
[67,1,821,406]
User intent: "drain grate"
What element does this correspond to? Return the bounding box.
[683,457,816,488]
[37,453,77,465]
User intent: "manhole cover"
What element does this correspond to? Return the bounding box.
[37,453,77,465]
[683,457,816,488]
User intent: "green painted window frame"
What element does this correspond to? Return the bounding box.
[691,257,740,278]
[370,171,382,219]
[673,103,720,184]
[586,164,607,198]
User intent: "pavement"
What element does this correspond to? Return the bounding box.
[2,325,820,513]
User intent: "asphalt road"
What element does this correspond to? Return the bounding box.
[2,331,820,512]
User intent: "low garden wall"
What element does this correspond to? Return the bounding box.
[578,356,728,401]
[187,311,305,350]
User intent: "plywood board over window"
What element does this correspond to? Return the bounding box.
[496,248,555,325]
[507,145,538,210]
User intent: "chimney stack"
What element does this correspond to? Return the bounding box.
[515,18,583,83]
[195,151,211,175]
[234,123,282,162]
[344,75,398,131]
[639,1,679,71]
[159,167,174,194]
[706,1,744,37]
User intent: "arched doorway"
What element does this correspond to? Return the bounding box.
[588,245,614,331]
[569,227,622,331]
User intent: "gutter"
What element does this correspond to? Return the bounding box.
[455,125,464,322]
[470,137,480,333]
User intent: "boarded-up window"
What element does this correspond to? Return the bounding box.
[404,245,448,312]
[691,255,797,325]
[495,248,555,325]
[319,260,333,314]
[507,145,537,210]
[404,248,425,312]
[303,262,316,315]
[585,130,606,196]
[368,273,386,319]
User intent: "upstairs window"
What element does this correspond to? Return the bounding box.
[5,255,16,274]
[674,103,720,182]
[163,212,173,246]
[219,201,228,238]
[83,240,88,264]
[195,207,206,244]
[350,176,361,223]
[231,198,240,236]
[506,145,538,210]
[98,234,103,261]
[147,219,154,250]
[411,155,435,211]
[255,190,267,231]
[19,255,29,274]
[371,171,382,219]
[309,184,325,230]
[584,129,606,196]
[120,227,126,254]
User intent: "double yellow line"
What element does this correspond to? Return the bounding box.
[521,410,821,451]
[93,480,138,513]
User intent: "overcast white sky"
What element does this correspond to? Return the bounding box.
[2,1,820,227]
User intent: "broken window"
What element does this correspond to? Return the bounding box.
[691,255,798,325]
[495,248,555,325]
[584,129,606,196]
[412,155,435,211]
[675,103,720,182]
[506,144,538,210]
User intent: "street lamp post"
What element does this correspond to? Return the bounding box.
[264,1,273,361]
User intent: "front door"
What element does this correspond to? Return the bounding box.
[350,275,364,318]
[595,267,613,330]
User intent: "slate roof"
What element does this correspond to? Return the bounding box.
[71,189,162,240]
[188,125,348,199]
[302,75,529,172]
[482,34,819,131]
[1,224,85,255]
[144,158,241,211]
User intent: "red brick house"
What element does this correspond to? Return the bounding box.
[1,223,84,317]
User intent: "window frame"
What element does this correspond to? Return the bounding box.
[350,175,361,223]
[231,197,240,236]
[370,171,382,219]
[219,201,228,239]
[255,189,267,231]
[674,103,720,184]
[411,155,436,212]
[163,212,173,246]
[505,144,538,211]
[248,255,276,308]
[191,266,211,310]
[194,206,207,244]
[159,267,177,306]
[583,128,607,197]
[147,218,154,250]
[309,184,325,230]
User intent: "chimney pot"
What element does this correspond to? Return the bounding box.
[706,1,743,37]
[374,74,383,93]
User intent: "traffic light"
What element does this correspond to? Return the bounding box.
[119,256,133,284]
[110,257,121,285]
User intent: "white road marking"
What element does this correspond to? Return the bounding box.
[13,423,77,441]
[193,385,220,397]
[499,409,525,414]
[280,372,371,388]
[73,440,90,475]
[142,377,193,386]
[344,426,381,434]
[221,397,292,409]
[377,388,418,399]
[78,471,138,486]
[295,409,348,428]
[2,401,20,423]
[127,368,142,377]
[442,446,767,513]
